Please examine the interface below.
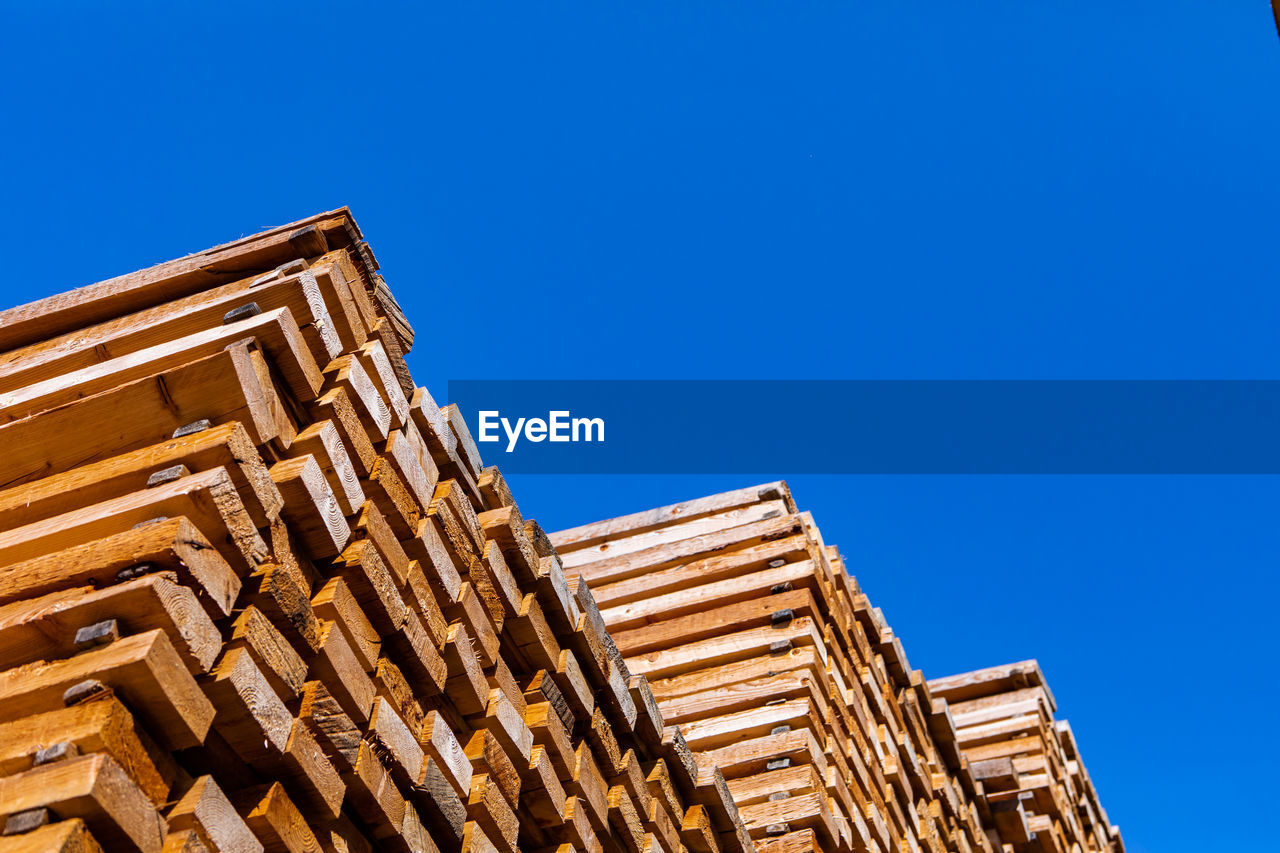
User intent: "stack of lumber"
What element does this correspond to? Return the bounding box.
[927,662,1123,853]
[0,210,752,853]
[549,484,992,853]
[550,484,1123,853]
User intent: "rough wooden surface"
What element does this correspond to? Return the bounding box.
[0,212,1120,853]
[0,213,750,853]
[556,483,1124,853]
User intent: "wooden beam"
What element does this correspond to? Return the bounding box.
[0,467,266,578]
[0,422,281,531]
[0,628,214,750]
[0,573,222,675]
[167,775,262,853]
[0,307,322,423]
[0,753,165,853]
[270,456,351,560]
[0,209,357,351]
[0,698,174,808]
[0,345,288,489]
[0,819,105,853]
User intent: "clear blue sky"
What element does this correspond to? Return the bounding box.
[3,4,1277,850]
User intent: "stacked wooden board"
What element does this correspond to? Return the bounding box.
[927,663,1123,853]
[550,484,1123,853]
[0,210,753,853]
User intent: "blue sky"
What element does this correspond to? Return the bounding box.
[2,4,1277,850]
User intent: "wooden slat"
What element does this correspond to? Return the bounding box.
[0,209,358,351]
[0,306,322,422]
[0,753,165,853]
[0,628,214,750]
[0,345,287,489]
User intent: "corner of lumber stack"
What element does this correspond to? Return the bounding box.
[0,210,751,853]
[551,483,1126,853]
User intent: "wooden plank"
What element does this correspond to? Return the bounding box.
[0,209,356,350]
[560,514,804,589]
[353,501,412,588]
[336,539,408,637]
[0,698,173,808]
[322,815,374,853]
[508,594,562,673]
[323,355,390,441]
[0,421,281,531]
[386,609,448,696]
[442,405,484,481]
[0,345,286,489]
[290,421,365,516]
[598,562,818,633]
[346,742,406,845]
[267,719,345,823]
[384,428,440,517]
[0,628,214,750]
[0,819,105,853]
[404,561,449,648]
[311,578,380,673]
[408,386,457,467]
[307,252,373,354]
[357,340,410,430]
[607,784,647,853]
[368,697,425,785]
[681,804,723,853]
[364,458,421,540]
[310,621,377,726]
[421,712,474,802]
[926,661,1053,710]
[0,307,322,423]
[0,262,347,395]
[521,747,565,828]
[246,562,322,657]
[0,466,267,577]
[467,774,518,853]
[228,606,309,701]
[609,587,818,657]
[524,702,575,781]
[629,618,826,685]
[477,507,537,586]
[550,483,791,551]
[450,583,499,668]
[203,646,293,763]
[589,536,809,610]
[483,690,533,765]
[167,775,263,853]
[399,802,444,853]
[561,797,603,853]
[442,622,489,717]
[270,456,351,560]
[297,682,360,772]
[0,572,222,675]
[0,753,164,853]
[234,783,324,853]
[559,502,791,572]
[413,758,467,846]
[465,731,521,811]
[405,517,463,602]
[476,466,514,510]
[429,480,485,565]
[307,388,378,478]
